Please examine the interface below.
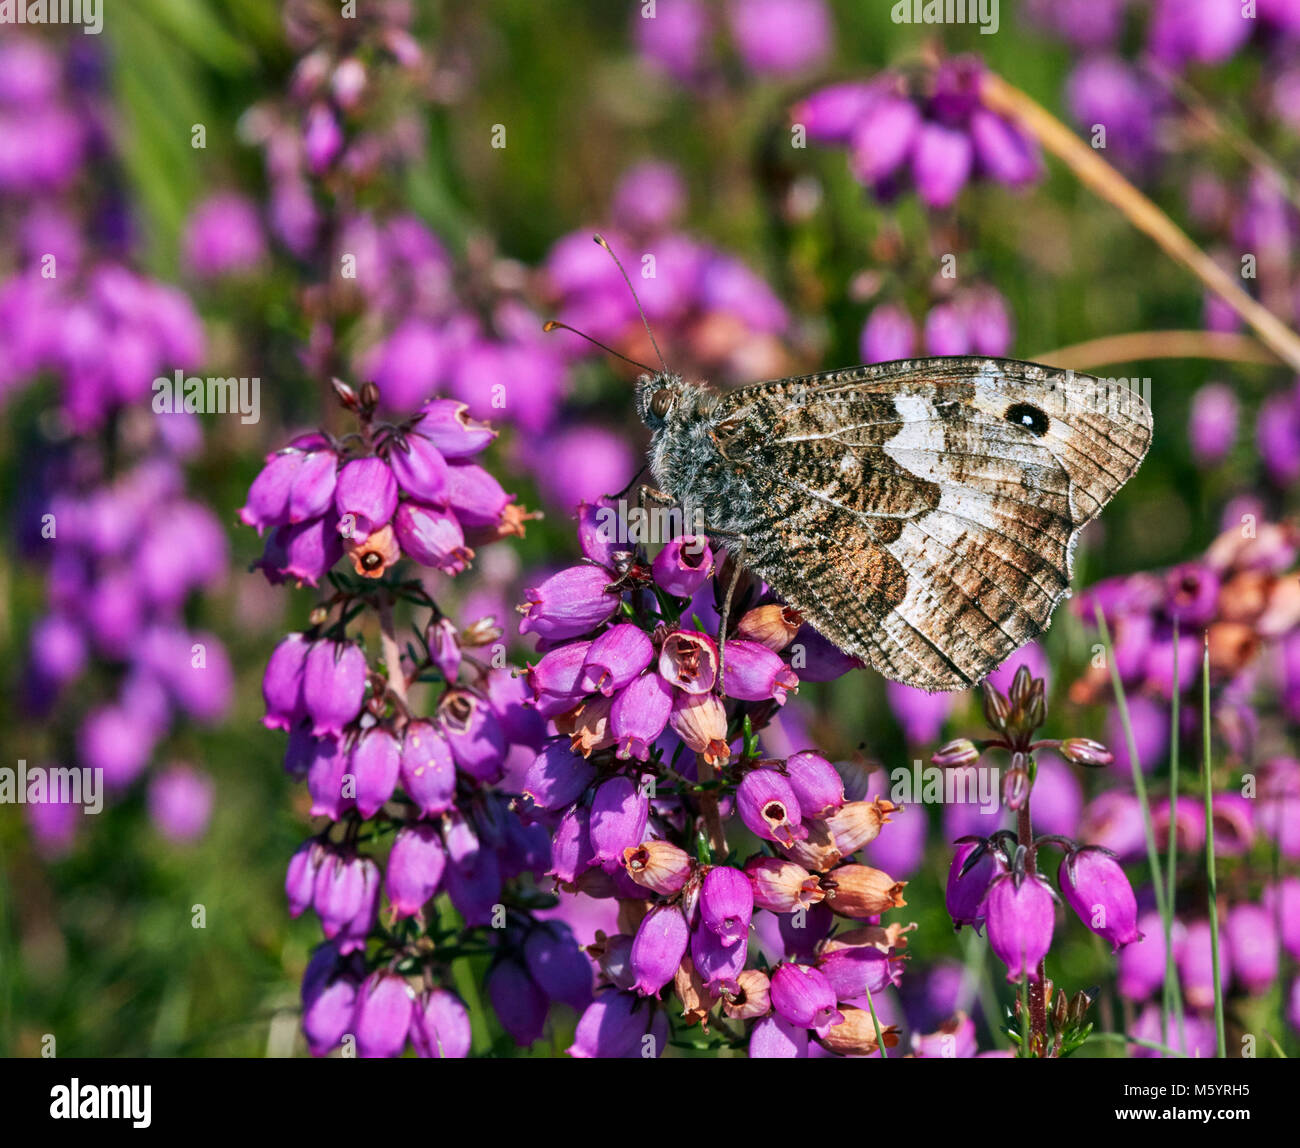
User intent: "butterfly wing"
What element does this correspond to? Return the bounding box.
[705,357,1152,692]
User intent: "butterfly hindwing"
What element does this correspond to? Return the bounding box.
[698,357,1153,691]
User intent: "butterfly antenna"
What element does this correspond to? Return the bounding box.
[541,320,657,373]
[593,233,670,375]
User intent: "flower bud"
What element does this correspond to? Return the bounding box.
[719,639,798,704]
[745,856,825,912]
[518,565,620,640]
[426,617,461,682]
[589,776,650,863]
[303,639,367,737]
[669,690,731,764]
[818,1007,900,1056]
[701,865,754,947]
[651,535,714,598]
[737,768,807,846]
[735,603,802,651]
[824,863,907,919]
[1058,847,1144,953]
[399,720,456,816]
[350,727,400,818]
[631,905,690,997]
[411,988,471,1058]
[623,840,693,895]
[1059,737,1114,767]
[784,751,845,819]
[385,823,447,918]
[722,969,771,1020]
[353,970,415,1058]
[985,873,1055,983]
[770,963,843,1038]
[610,672,673,761]
[932,738,981,769]
[825,797,896,854]
[578,625,655,696]
[522,741,595,811]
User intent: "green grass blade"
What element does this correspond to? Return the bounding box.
[1202,637,1227,1059]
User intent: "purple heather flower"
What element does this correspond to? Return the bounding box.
[1106,694,1167,774]
[569,990,661,1058]
[1130,1003,1217,1058]
[1079,790,1147,859]
[302,954,359,1058]
[335,458,398,541]
[610,671,674,761]
[701,865,755,947]
[1258,391,1300,486]
[720,639,798,704]
[791,80,885,143]
[770,962,843,1037]
[1029,756,1082,838]
[415,399,496,459]
[287,841,325,918]
[589,776,650,863]
[411,989,472,1058]
[611,160,686,233]
[531,424,637,514]
[1165,562,1221,627]
[388,430,450,504]
[748,1012,810,1058]
[727,0,831,77]
[818,944,901,1003]
[445,842,503,928]
[964,287,1014,357]
[1058,848,1144,953]
[691,919,749,993]
[353,970,415,1059]
[349,728,401,818]
[386,823,447,919]
[578,625,655,697]
[446,462,513,531]
[314,851,377,944]
[1226,904,1279,995]
[523,921,594,1013]
[911,122,973,209]
[393,501,470,573]
[147,764,213,843]
[969,109,1040,187]
[1179,920,1232,1009]
[945,839,1001,932]
[652,535,714,598]
[783,751,845,819]
[984,873,1055,982]
[1188,383,1238,466]
[398,719,457,816]
[438,689,506,782]
[849,97,920,186]
[632,0,711,84]
[518,565,620,641]
[862,802,925,877]
[1263,878,1300,962]
[522,742,597,812]
[182,193,265,278]
[302,639,367,737]
[631,905,690,997]
[306,735,352,821]
[860,301,917,364]
[923,302,971,356]
[1149,0,1252,67]
[1066,56,1159,172]
[78,704,154,788]
[658,629,719,694]
[548,806,595,885]
[1118,911,1178,1001]
[736,768,806,845]
[262,633,309,731]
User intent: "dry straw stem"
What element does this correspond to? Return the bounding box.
[980,72,1300,375]
[1035,330,1281,372]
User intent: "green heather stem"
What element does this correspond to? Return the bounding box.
[1202,638,1227,1059]
[863,984,888,1059]
[1165,619,1186,1048]
[1094,605,1182,1040]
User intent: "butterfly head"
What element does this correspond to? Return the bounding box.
[636,372,714,431]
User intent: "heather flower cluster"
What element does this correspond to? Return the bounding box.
[253,383,596,1057]
[4,34,225,853]
[514,506,913,1056]
[933,666,1130,1056]
[792,55,1042,211]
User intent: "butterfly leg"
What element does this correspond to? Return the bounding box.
[604,464,650,504]
[707,528,751,691]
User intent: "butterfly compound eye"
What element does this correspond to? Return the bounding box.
[1004,402,1050,437]
[650,389,674,418]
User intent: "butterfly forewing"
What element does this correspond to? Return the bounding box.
[685,357,1152,692]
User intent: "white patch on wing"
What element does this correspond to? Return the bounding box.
[881,394,945,459]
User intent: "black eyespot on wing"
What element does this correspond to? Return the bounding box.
[1004,402,1050,437]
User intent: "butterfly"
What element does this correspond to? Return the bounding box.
[550,240,1153,693]
[635,356,1152,692]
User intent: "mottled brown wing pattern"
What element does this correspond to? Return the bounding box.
[708,358,1152,691]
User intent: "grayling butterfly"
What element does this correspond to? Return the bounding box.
[549,237,1153,693]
